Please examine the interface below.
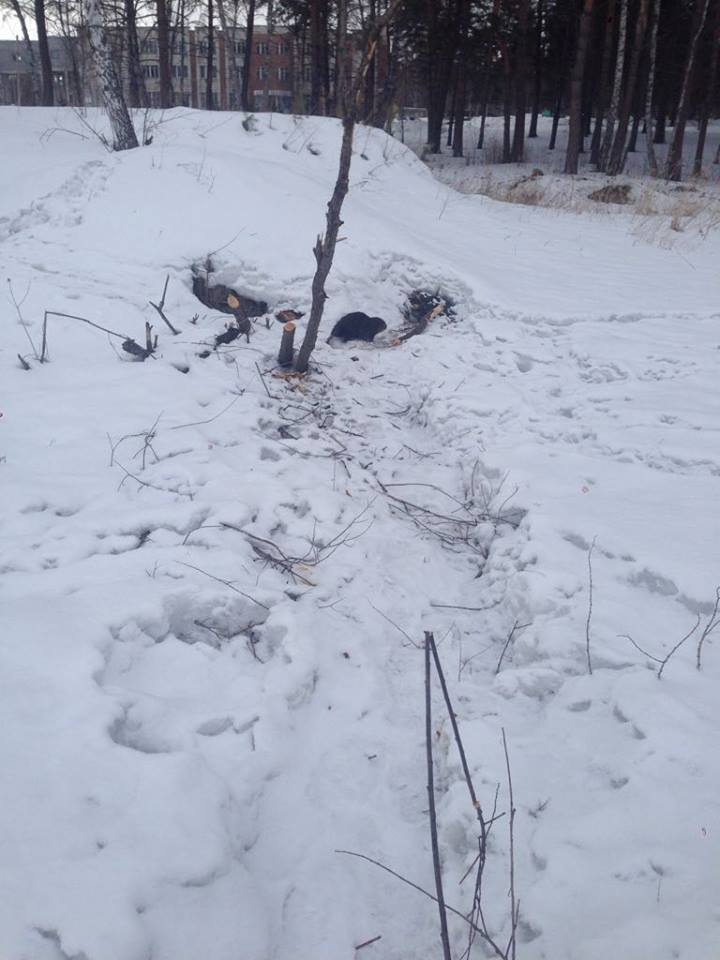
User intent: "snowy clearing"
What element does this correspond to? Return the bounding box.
[1,106,720,960]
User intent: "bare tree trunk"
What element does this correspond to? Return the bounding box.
[125,0,147,107]
[206,0,215,109]
[590,0,617,164]
[35,0,54,106]
[156,0,173,107]
[606,0,649,174]
[452,61,466,156]
[217,0,242,108]
[644,0,661,174]
[693,0,720,174]
[598,0,627,169]
[310,0,327,114]
[294,0,401,374]
[9,0,39,103]
[528,0,543,137]
[664,0,712,179]
[511,0,530,160]
[84,0,139,150]
[241,0,256,110]
[565,0,596,173]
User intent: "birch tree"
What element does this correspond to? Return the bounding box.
[84,0,139,150]
[598,0,627,170]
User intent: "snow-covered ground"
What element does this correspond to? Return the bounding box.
[1,106,719,960]
[398,116,720,240]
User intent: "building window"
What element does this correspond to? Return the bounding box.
[173,64,189,79]
[276,42,288,55]
[256,65,269,80]
[277,66,289,82]
[234,40,246,54]
[142,63,160,79]
[141,39,158,55]
[256,41,269,55]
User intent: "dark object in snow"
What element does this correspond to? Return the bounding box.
[402,289,455,326]
[330,312,387,342]
[192,272,268,319]
[122,338,151,360]
[588,183,632,205]
[198,350,212,359]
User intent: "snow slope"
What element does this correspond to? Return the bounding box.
[1,106,719,960]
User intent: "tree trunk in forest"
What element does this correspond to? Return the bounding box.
[665,0,712,179]
[565,0,596,173]
[9,0,39,103]
[84,0,139,150]
[156,0,173,107]
[626,107,641,151]
[35,0,54,106]
[693,0,720,174]
[590,0,617,164]
[452,61,466,156]
[549,90,561,148]
[206,0,214,109]
[310,0,327,114]
[125,0,147,107]
[217,0,242,108]
[241,0,256,111]
[511,0,530,161]
[644,0,661,173]
[606,0,649,175]
[598,0,627,169]
[503,62,512,162]
[528,0,543,137]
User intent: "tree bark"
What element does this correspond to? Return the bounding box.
[590,0,617,164]
[241,0,256,111]
[35,0,54,106]
[606,0,650,175]
[528,0,543,137]
[565,0,596,173]
[511,0,530,160]
[84,0,139,150]
[693,0,720,174]
[9,0,39,103]
[157,0,173,108]
[598,0,627,169]
[206,0,215,109]
[310,0,327,114]
[665,0,712,179]
[125,0,147,107]
[644,0,661,173]
[217,0,242,109]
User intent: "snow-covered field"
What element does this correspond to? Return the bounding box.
[1,106,719,960]
[399,116,720,240]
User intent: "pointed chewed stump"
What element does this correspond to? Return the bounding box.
[330,312,387,343]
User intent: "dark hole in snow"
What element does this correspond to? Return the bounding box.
[330,312,387,342]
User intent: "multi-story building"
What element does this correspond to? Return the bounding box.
[0,37,77,106]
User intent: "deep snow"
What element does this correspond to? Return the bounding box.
[1,106,719,960]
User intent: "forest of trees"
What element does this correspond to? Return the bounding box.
[3,0,719,178]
